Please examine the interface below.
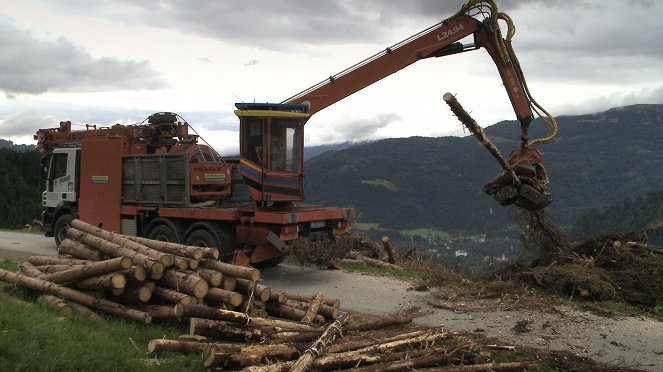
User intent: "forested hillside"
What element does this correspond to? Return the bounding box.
[0,148,43,228]
[304,104,663,236]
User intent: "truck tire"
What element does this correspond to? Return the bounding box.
[148,224,178,242]
[54,214,74,246]
[185,223,235,262]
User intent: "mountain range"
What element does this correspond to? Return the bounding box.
[303,104,663,238]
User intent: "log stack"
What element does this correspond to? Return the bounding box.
[0,219,539,370]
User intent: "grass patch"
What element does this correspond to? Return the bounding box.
[577,300,649,318]
[0,260,18,272]
[353,222,382,231]
[0,290,200,371]
[399,227,450,240]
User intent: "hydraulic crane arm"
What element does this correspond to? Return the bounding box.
[283,0,556,149]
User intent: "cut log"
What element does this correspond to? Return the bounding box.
[235,277,256,294]
[174,303,250,324]
[158,270,209,299]
[193,268,223,287]
[345,314,413,331]
[28,255,90,266]
[126,235,207,260]
[70,219,175,267]
[115,286,152,304]
[202,342,299,369]
[289,312,349,372]
[200,259,260,281]
[287,300,339,320]
[265,302,324,325]
[152,286,197,305]
[120,266,147,282]
[19,262,44,277]
[135,305,180,322]
[73,273,127,290]
[301,292,324,324]
[221,276,237,291]
[190,318,278,342]
[35,264,85,274]
[327,330,427,354]
[67,301,104,320]
[39,257,132,283]
[286,291,340,309]
[0,269,151,323]
[67,228,164,277]
[38,294,72,313]
[148,338,212,354]
[205,287,243,307]
[269,290,288,304]
[173,257,189,271]
[57,239,104,261]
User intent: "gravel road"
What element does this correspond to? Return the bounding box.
[1,231,662,370]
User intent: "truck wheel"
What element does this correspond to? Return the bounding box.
[185,223,235,263]
[185,229,218,249]
[148,224,178,242]
[54,214,74,246]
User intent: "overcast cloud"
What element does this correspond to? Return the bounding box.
[0,0,661,150]
[0,17,166,96]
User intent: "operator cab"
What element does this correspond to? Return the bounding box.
[235,103,308,204]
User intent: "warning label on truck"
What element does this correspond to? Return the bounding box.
[204,173,226,182]
[91,175,109,184]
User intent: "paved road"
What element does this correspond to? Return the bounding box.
[0,230,56,258]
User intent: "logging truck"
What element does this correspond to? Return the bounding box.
[35,0,556,266]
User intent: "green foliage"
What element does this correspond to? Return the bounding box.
[0,295,200,371]
[0,148,43,229]
[305,104,663,238]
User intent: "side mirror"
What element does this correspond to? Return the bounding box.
[40,155,51,180]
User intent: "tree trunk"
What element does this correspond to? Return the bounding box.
[204,287,243,307]
[119,266,147,282]
[190,318,278,342]
[39,257,132,283]
[222,276,237,291]
[200,259,260,281]
[290,312,349,372]
[300,292,324,324]
[28,255,91,266]
[286,291,340,309]
[158,269,209,299]
[0,269,151,323]
[152,286,197,305]
[73,273,126,290]
[147,338,212,353]
[265,302,325,325]
[135,305,180,322]
[345,314,413,332]
[57,239,104,261]
[114,285,152,304]
[202,343,299,369]
[193,268,223,287]
[174,303,250,324]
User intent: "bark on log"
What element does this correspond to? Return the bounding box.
[126,235,215,260]
[265,302,325,325]
[38,294,72,313]
[71,219,174,267]
[193,268,223,287]
[333,347,451,372]
[28,255,90,266]
[57,239,104,261]
[73,273,126,290]
[35,264,85,274]
[152,286,198,305]
[0,269,151,323]
[269,290,288,304]
[327,330,427,354]
[289,312,349,372]
[202,342,299,369]
[67,228,164,277]
[200,259,260,281]
[287,300,339,320]
[301,292,324,324]
[19,262,44,277]
[204,287,243,307]
[286,292,340,309]
[190,318,278,342]
[158,269,209,299]
[174,303,250,324]
[67,301,104,320]
[39,257,132,283]
[431,361,539,371]
[148,338,211,354]
[345,314,413,332]
[114,286,152,304]
[135,305,180,322]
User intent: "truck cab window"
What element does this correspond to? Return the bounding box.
[270,119,301,173]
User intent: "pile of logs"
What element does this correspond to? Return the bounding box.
[0,220,539,370]
[0,219,342,326]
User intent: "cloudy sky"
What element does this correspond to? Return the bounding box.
[1,0,661,154]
